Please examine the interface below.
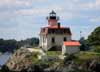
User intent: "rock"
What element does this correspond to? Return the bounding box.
[6,48,33,71]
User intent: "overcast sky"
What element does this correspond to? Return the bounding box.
[0,0,100,40]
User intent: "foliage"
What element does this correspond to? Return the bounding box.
[0,65,10,72]
[0,39,17,52]
[93,46,100,53]
[87,26,100,46]
[31,52,41,64]
[0,37,39,53]
[18,37,39,48]
[74,51,100,65]
[79,37,89,51]
[64,54,77,63]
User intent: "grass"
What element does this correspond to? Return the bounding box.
[78,51,100,59]
[47,51,61,56]
[31,47,100,65]
[73,51,100,64]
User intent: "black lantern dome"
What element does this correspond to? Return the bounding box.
[47,10,59,20]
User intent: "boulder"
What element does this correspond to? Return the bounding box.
[6,48,33,71]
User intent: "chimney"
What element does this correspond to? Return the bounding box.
[58,22,60,28]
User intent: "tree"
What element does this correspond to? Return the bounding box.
[87,26,100,46]
[0,37,39,53]
[17,37,39,48]
[93,46,100,53]
[79,37,89,51]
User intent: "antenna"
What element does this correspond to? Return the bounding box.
[80,31,82,38]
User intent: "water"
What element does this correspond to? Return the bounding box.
[0,52,12,67]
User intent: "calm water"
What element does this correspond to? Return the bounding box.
[0,52,12,67]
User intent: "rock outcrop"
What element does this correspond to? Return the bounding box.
[6,48,33,71]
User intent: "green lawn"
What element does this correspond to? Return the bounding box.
[46,51,61,56]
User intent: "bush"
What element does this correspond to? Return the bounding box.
[0,65,10,72]
[93,46,100,53]
[64,54,77,64]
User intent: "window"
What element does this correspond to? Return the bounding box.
[52,37,55,43]
[64,37,67,41]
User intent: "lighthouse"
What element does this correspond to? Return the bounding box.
[47,10,59,26]
[39,11,72,51]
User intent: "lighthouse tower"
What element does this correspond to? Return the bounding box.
[47,10,59,26]
[39,11,72,51]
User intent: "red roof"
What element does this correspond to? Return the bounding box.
[64,41,80,46]
[40,26,72,35]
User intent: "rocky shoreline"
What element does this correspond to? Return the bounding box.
[1,58,100,72]
[0,48,100,72]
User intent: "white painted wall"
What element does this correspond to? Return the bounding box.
[62,45,80,55]
[47,34,71,50]
[39,35,48,50]
[40,34,71,51]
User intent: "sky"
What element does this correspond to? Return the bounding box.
[0,0,100,41]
